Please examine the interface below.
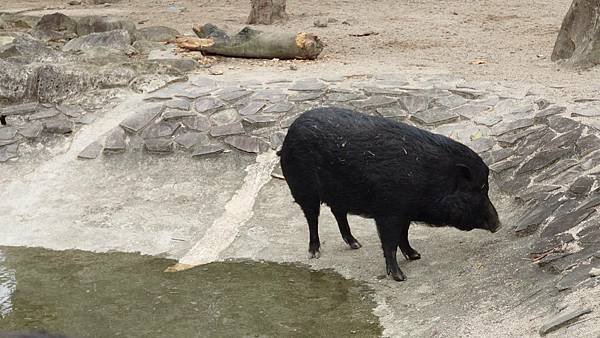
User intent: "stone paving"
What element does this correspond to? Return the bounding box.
[1,72,600,292]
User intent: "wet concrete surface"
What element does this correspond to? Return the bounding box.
[0,246,381,337]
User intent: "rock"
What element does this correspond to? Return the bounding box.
[75,114,96,125]
[63,29,132,52]
[412,107,459,126]
[552,0,600,67]
[192,144,225,157]
[355,96,397,109]
[174,131,208,149]
[539,307,592,335]
[590,268,600,277]
[547,116,580,133]
[120,105,163,132]
[289,79,327,91]
[272,164,285,179]
[572,104,600,117]
[78,141,103,159]
[542,127,583,151]
[215,88,251,102]
[514,194,566,232]
[182,115,211,132]
[162,108,195,120]
[270,130,286,149]
[541,206,596,238]
[0,36,15,47]
[280,115,298,128]
[132,39,168,53]
[69,0,82,5]
[136,26,180,42]
[469,137,494,154]
[209,122,244,137]
[252,88,287,103]
[568,176,594,196]
[32,12,78,41]
[263,102,293,114]
[239,101,265,116]
[29,108,60,120]
[530,232,574,254]
[289,91,323,102]
[164,98,191,111]
[576,134,600,156]
[376,107,408,119]
[103,126,126,152]
[492,118,534,136]
[141,120,178,139]
[398,96,431,114]
[474,115,502,127]
[535,106,566,120]
[224,135,261,153]
[18,122,43,138]
[314,19,328,27]
[327,92,364,102]
[76,16,136,36]
[490,158,520,173]
[43,116,73,134]
[144,138,173,153]
[534,159,579,183]
[0,143,18,162]
[517,148,571,174]
[210,108,240,125]
[0,102,39,118]
[0,126,17,140]
[194,97,224,114]
[57,104,84,118]
[242,114,277,125]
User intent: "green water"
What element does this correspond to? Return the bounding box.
[0,246,381,337]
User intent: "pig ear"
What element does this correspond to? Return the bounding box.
[456,164,473,182]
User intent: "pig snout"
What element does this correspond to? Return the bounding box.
[485,198,501,233]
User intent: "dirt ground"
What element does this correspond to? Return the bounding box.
[4,0,599,101]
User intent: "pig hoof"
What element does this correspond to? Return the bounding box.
[390,271,406,282]
[348,240,362,250]
[405,251,421,260]
[308,249,321,259]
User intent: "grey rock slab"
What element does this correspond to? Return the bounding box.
[264,102,294,114]
[215,88,251,102]
[190,76,217,89]
[182,115,211,132]
[0,126,17,140]
[77,141,103,159]
[0,139,17,147]
[43,117,73,134]
[492,118,534,136]
[210,108,240,125]
[252,89,287,103]
[270,131,286,150]
[542,127,583,151]
[490,158,520,173]
[103,127,126,152]
[175,86,214,99]
[568,176,594,196]
[397,95,431,114]
[547,116,581,133]
[18,122,43,139]
[490,148,514,163]
[224,135,261,153]
[141,121,179,139]
[0,143,18,162]
[376,107,408,118]
[74,114,96,125]
[354,96,397,109]
[29,108,60,120]
[514,193,565,232]
[541,206,596,238]
[144,138,174,153]
[192,144,225,157]
[571,104,600,117]
[0,102,39,116]
[280,115,298,129]
[449,104,490,119]
[535,106,566,120]
[165,98,191,111]
[448,88,485,99]
[174,132,208,150]
[238,101,266,116]
[76,15,136,37]
[469,137,495,154]
[412,107,459,126]
[326,91,365,102]
[63,29,132,52]
[289,91,323,102]
[534,159,579,183]
[289,79,327,91]
[435,95,468,109]
[57,104,84,118]
[210,122,244,137]
[517,148,572,174]
[474,115,502,127]
[136,26,180,42]
[517,184,561,203]
[193,97,224,114]
[530,232,574,255]
[242,114,278,125]
[162,108,196,120]
[576,135,600,157]
[120,105,163,132]
[497,125,545,146]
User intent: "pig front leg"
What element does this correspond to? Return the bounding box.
[399,222,421,260]
[375,216,407,281]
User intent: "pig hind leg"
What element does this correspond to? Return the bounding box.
[399,223,421,260]
[331,209,362,249]
[375,217,407,281]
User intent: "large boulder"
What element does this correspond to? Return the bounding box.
[135,26,180,42]
[31,12,78,41]
[552,0,600,67]
[0,32,63,63]
[76,16,136,37]
[63,29,132,52]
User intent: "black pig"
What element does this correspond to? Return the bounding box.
[278,107,501,281]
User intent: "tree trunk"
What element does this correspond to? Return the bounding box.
[552,0,600,67]
[247,0,288,25]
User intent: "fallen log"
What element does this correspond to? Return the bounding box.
[175,23,323,60]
